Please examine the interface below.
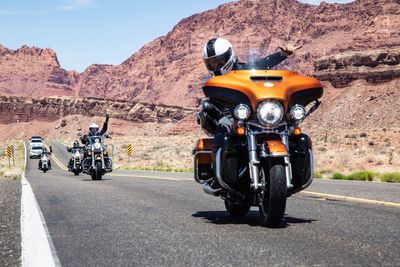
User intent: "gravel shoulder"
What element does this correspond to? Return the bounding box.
[0,177,21,266]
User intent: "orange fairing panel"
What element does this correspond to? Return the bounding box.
[195,138,214,151]
[204,70,322,110]
[266,141,288,155]
[194,138,213,165]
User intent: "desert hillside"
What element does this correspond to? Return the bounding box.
[0,0,399,132]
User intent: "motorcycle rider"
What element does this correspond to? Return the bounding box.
[80,114,110,145]
[199,38,302,137]
[202,37,302,76]
[38,146,52,170]
[67,140,83,170]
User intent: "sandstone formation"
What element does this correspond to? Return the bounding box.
[0,96,194,124]
[314,49,400,87]
[77,0,400,107]
[0,45,78,96]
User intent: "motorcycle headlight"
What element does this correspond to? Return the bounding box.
[257,100,284,128]
[290,105,306,121]
[94,143,102,150]
[234,104,251,120]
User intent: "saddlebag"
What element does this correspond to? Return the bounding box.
[193,138,213,183]
[289,133,313,192]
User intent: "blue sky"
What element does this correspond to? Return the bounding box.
[0,0,353,71]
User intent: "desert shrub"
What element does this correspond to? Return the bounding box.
[332,172,346,180]
[314,172,322,179]
[380,173,400,183]
[346,171,376,181]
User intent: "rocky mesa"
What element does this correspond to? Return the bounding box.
[0,45,78,97]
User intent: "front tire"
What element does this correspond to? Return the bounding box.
[225,199,251,217]
[74,170,80,176]
[92,161,103,180]
[259,161,287,227]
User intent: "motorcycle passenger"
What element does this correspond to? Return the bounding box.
[38,147,52,170]
[200,37,302,137]
[67,140,83,170]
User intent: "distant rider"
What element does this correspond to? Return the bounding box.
[67,140,84,170]
[80,114,110,145]
[38,147,52,170]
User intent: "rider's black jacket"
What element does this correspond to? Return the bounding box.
[80,119,109,145]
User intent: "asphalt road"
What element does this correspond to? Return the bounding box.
[24,141,400,266]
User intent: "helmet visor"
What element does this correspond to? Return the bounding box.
[204,48,232,72]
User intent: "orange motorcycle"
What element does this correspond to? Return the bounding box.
[194,69,323,227]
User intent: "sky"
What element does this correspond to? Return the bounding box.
[0,0,354,72]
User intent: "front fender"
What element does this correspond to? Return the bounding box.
[265,141,288,156]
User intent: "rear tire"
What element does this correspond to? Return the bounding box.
[259,161,287,227]
[43,169,47,173]
[74,170,80,176]
[225,199,251,217]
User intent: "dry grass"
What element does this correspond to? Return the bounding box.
[0,140,25,179]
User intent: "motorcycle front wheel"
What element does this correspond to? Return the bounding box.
[259,160,287,227]
[91,161,103,180]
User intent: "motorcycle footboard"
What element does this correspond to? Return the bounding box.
[193,138,213,183]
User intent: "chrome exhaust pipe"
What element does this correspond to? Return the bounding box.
[203,183,221,196]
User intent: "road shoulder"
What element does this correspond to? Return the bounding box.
[0,177,21,266]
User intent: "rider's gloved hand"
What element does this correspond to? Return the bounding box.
[106,113,110,121]
[278,44,303,56]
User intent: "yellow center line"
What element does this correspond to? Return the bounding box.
[301,191,400,208]
[51,153,68,171]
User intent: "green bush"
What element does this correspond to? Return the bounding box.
[332,172,346,180]
[346,171,376,181]
[314,171,322,179]
[380,172,400,183]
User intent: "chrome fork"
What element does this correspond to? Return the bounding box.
[282,134,293,189]
[247,134,261,190]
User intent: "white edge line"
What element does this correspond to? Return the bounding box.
[21,142,61,267]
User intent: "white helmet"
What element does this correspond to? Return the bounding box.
[89,123,99,135]
[203,38,235,76]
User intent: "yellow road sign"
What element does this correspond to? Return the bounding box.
[127,144,133,156]
[6,145,12,158]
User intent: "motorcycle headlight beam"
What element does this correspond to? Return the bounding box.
[257,100,284,128]
[234,104,251,120]
[290,105,306,121]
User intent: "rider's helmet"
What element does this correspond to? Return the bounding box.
[73,140,79,149]
[203,37,235,76]
[89,123,99,135]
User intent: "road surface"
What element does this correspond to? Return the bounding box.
[22,141,400,266]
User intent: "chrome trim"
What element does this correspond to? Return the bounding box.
[282,135,293,189]
[215,148,242,196]
[247,134,261,190]
[301,149,314,190]
[203,183,222,196]
[260,153,290,158]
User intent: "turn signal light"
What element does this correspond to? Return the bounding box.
[293,128,302,136]
[236,127,245,136]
